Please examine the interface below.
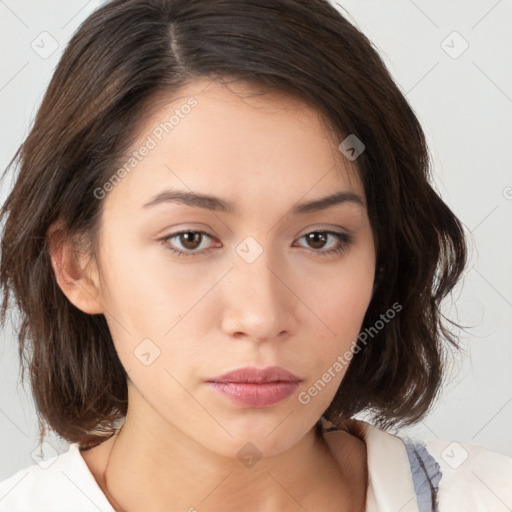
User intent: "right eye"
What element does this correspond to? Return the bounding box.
[159,230,218,257]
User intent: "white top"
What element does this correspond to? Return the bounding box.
[0,420,511,511]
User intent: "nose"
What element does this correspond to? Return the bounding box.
[220,250,297,343]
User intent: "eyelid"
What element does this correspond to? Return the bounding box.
[161,229,219,252]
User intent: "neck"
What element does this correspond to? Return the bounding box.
[100,423,362,511]
[96,389,366,512]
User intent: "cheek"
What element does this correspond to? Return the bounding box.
[301,264,373,379]
[295,279,372,410]
[97,237,180,330]
[314,264,373,337]
[98,261,205,385]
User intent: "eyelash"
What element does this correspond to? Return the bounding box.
[159,229,353,258]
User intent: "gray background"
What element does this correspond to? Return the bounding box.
[1,0,511,481]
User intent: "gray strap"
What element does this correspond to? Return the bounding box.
[404,440,443,512]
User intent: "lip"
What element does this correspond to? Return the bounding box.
[206,365,302,408]
[207,381,301,408]
[207,365,302,384]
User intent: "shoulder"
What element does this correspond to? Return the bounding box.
[0,443,115,512]
[322,418,423,511]
[321,417,512,511]
[423,437,512,511]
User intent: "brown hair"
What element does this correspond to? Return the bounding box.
[0,0,468,449]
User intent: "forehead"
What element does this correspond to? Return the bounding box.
[106,77,364,213]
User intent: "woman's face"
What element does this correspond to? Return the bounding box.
[90,78,376,457]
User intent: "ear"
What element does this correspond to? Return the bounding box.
[46,219,104,315]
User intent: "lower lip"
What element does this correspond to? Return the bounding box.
[206,381,301,408]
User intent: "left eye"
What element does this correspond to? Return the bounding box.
[159,229,353,258]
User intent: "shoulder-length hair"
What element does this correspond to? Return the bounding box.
[0,0,468,449]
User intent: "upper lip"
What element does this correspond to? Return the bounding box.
[207,365,302,383]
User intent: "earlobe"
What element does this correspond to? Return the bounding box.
[46,219,104,315]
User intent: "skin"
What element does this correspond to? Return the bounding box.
[47,78,375,512]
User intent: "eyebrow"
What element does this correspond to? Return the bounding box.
[142,189,365,214]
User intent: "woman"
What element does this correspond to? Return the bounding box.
[0,1,510,511]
